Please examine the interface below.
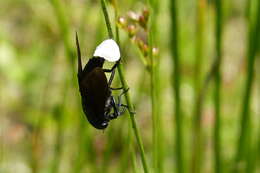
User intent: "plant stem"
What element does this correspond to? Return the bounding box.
[101,0,114,38]
[190,0,205,172]
[214,0,223,173]
[72,120,91,173]
[234,0,260,172]
[49,0,75,66]
[194,0,205,97]
[100,0,149,172]
[112,3,136,173]
[30,65,54,173]
[150,34,158,173]
[117,58,149,173]
[250,59,260,172]
[191,59,220,173]
[169,0,184,173]
[51,103,65,173]
[49,1,80,173]
[147,0,162,172]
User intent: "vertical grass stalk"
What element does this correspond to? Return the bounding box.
[49,0,78,172]
[147,0,163,172]
[72,120,92,173]
[190,0,205,172]
[112,2,138,173]
[234,0,260,172]
[194,0,205,95]
[214,0,223,172]
[169,0,184,172]
[49,0,75,65]
[149,22,159,173]
[100,0,149,172]
[51,103,65,173]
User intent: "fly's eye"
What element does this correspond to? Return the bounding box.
[93,39,120,62]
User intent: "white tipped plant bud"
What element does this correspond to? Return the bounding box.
[93,39,120,62]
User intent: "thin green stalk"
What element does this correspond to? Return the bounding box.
[246,1,260,172]
[72,3,101,170]
[148,0,162,172]
[50,75,72,173]
[101,111,127,173]
[117,49,149,173]
[49,1,79,173]
[234,0,260,172]
[72,121,90,173]
[30,59,55,173]
[150,40,159,173]
[100,1,149,173]
[154,65,164,173]
[194,0,205,96]
[214,0,223,173]
[79,0,91,35]
[101,0,113,39]
[118,115,137,173]
[112,3,137,173]
[190,83,204,173]
[170,0,184,173]
[153,51,163,173]
[252,60,260,171]
[51,103,65,173]
[191,59,220,173]
[131,147,138,173]
[101,128,116,173]
[49,0,74,66]
[118,123,132,173]
[120,69,146,173]
[251,115,260,171]
[113,1,120,45]
[190,0,205,172]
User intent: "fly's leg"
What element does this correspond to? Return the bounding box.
[103,61,119,87]
[105,96,120,120]
[117,88,129,105]
[116,88,135,115]
[110,87,124,90]
[107,69,116,87]
[105,88,134,121]
[103,61,119,73]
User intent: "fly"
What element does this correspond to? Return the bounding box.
[76,33,128,129]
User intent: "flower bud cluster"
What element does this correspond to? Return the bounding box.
[118,8,156,58]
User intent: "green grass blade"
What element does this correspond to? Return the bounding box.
[100,1,149,172]
[190,0,206,172]
[233,0,260,172]
[148,0,163,172]
[213,0,223,172]
[169,0,184,172]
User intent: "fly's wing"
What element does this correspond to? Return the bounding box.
[80,67,110,120]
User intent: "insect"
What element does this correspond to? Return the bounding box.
[76,33,128,129]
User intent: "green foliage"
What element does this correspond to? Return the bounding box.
[1,0,259,173]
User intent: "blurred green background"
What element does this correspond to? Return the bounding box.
[0,0,259,173]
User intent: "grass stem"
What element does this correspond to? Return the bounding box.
[147,0,162,172]
[234,0,260,172]
[169,0,184,172]
[213,0,223,172]
[100,1,149,172]
[190,0,205,172]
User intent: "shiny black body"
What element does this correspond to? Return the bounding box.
[76,33,124,129]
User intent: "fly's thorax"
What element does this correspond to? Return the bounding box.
[83,57,105,74]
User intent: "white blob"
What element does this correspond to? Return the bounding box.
[93,39,120,62]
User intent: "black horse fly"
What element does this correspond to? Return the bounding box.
[76,33,127,129]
